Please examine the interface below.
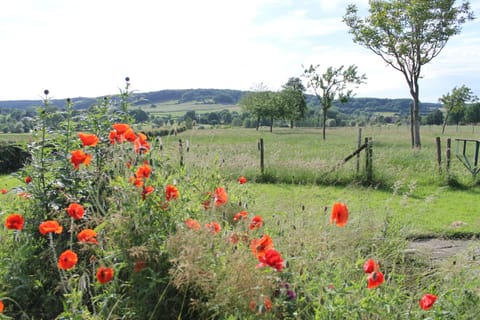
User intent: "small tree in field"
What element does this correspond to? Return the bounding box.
[302,64,366,140]
[344,0,474,148]
[439,85,477,133]
[465,102,480,132]
[281,77,307,128]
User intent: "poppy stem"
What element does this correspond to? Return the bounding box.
[70,217,74,251]
[48,233,69,294]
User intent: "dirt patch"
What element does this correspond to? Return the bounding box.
[408,239,480,263]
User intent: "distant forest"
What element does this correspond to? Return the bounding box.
[0,88,457,134]
[0,88,441,115]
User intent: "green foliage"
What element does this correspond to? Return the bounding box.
[302,64,366,139]
[425,109,444,125]
[0,145,30,174]
[439,85,478,132]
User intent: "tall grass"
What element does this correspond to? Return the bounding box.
[169,125,479,188]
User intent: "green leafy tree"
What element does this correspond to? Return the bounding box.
[129,108,149,123]
[465,102,480,131]
[344,0,474,148]
[281,77,307,128]
[425,109,444,125]
[302,64,366,140]
[239,83,273,131]
[439,85,477,133]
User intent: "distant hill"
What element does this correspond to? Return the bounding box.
[0,89,441,115]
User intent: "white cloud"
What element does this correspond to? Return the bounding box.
[0,0,478,102]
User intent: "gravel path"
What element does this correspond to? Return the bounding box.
[408,238,480,263]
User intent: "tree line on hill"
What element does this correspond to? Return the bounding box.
[1,87,480,134]
[0,88,437,132]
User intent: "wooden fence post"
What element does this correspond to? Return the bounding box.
[356,127,362,174]
[436,137,442,173]
[365,137,373,182]
[179,139,184,167]
[258,138,264,175]
[446,138,451,174]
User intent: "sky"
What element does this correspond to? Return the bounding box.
[1,0,479,103]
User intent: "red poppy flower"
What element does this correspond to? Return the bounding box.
[39,220,63,235]
[367,271,384,289]
[263,296,272,311]
[66,203,84,220]
[58,250,78,270]
[96,266,114,284]
[5,214,24,230]
[130,176,144,188]
[134,260,147,272]
[70,149,92,170]
[185,218,201,231]
[205,221,221,234]
[124,128,137,142]
[238,176,247,184]
[233,211,248,221]
[165,184,179,201]
[229,232,240,244]
[0,300,3,313]
[25,176,32,184]
[330,202,349,227]
[134,133,150,154]
[0,189,8,194]
[136,162,152,179]
[112,123,131,135]
[249,300,256,312]
[78,132,99,147]
[77,229,98,244]
[142,185,155,200]
[108,130,118,144]
[249,215,263,230]
[257,248,284,272]
[363,259,377,274]
[419,294,437,310]
[250,234,274,259]
[214,187,228,206]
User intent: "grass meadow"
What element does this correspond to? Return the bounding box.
[159,125,480,238]
[1,123,480,319]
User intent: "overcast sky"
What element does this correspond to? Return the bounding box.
[1,0,479,102]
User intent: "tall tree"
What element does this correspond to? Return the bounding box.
[302,64,366,140]
[281,77,307,128]
[344,0,474,148]
[439,85,477,133]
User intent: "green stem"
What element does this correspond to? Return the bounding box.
[49,232,69,294]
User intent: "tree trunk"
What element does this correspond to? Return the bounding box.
[256,116,260,131]
[410,102,414,148]
[441,109,450,134]
[409,79,421,149]
[290,119,294,129]
[270,116,273,132]
[412,95,421,148]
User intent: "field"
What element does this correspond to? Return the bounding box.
[159,125,479,237]
[133,101,240,118]
[1,123,480,319]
